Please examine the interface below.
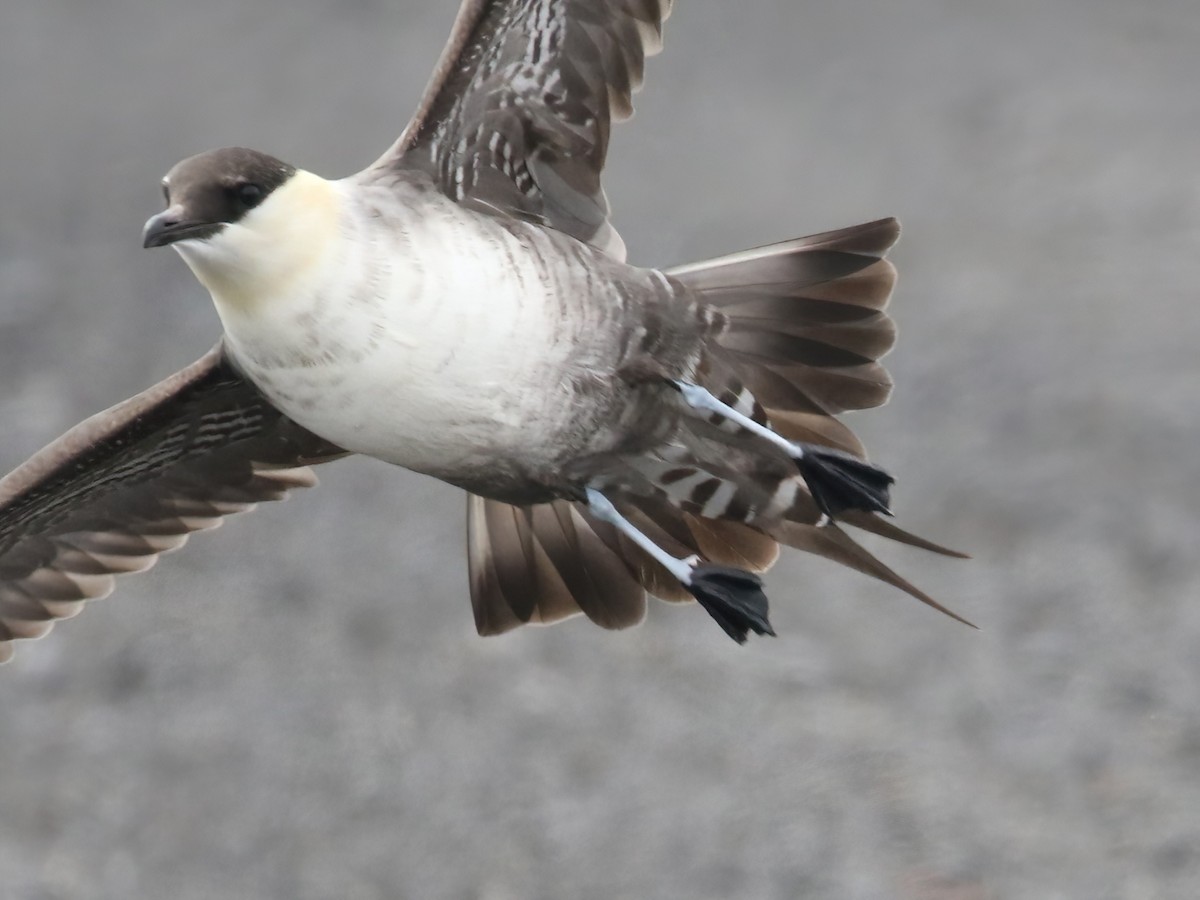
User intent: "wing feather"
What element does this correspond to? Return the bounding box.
[468,494,647,634]
[367,0,674,259]
[0,345,346,663]
[466,492,780,635]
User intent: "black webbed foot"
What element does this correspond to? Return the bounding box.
[686,563,775,643]
[795,446,894,517]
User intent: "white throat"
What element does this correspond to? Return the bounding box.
[174,169,342,317]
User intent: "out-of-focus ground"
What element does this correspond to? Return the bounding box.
[1,1,1197,898]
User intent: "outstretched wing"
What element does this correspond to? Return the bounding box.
[367,0,674,260]
[0,345,346,663]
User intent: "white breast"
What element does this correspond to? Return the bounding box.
[190,174,621,482]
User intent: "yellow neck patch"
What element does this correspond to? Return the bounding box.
[176,169,342,313]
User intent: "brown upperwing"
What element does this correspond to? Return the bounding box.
[0,344,346,662]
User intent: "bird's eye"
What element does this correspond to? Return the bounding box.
[236,183,265,208]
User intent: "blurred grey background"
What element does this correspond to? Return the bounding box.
[1,1,1197,898]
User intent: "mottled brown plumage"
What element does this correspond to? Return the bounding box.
[466,218,969,635]
[0,0,965,663]
[0,347,344,662]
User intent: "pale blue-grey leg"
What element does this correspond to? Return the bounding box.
[674,381,807,459]
[585,488,698,584]
[671,380,894,517]
[584,487,774,643]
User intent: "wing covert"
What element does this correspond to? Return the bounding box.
[367,0,674,260]
[0,345,346,663]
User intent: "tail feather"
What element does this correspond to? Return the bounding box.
[772,520,974,627]
[671,217,900,420]
[767,407,867,456]
[765,364,893,422]
[468,496,647,634]
[616,499,781,602]
[465,218,968,639]
[838,510,970,558]
[468,492,784,632]
[667,217,899,291]
[682,511,781,571]
[720,317,895,369]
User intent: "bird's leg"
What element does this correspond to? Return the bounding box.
[670,380,895,518]
[584,488,774,643]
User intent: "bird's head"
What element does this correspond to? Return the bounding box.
[143,147,340,308]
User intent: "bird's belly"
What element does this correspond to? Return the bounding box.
[309,352,594,483]
[228,264,619,492]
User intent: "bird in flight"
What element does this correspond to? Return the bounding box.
[0,0,967,664]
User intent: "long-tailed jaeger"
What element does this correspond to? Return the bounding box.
[0,0,968,664]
